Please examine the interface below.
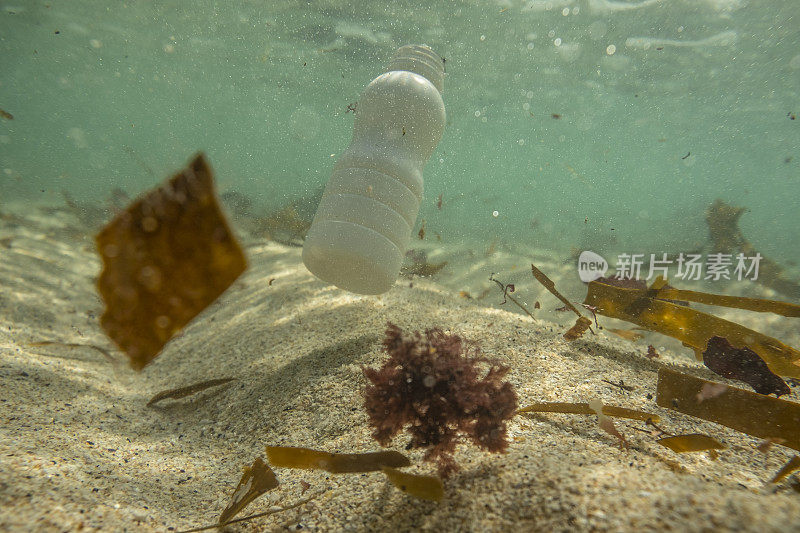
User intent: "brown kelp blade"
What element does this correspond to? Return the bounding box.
[218,457,279,525]
[265,446,411,473]
[147,377,235,407]
[381,467,444,501]
[530,263,582,318]
[652,285,800,318]
[517,402,659,422]
[584,278,800,378]
[656,367,800,451]
[95,153,247,370]
[657,434,726,453]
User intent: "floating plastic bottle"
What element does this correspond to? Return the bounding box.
[302,45,446,295]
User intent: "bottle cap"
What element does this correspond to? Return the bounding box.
[386,45,445,93]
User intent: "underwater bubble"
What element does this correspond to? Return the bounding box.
[480,34,486,41]
[562,7,569,15]
[606,44,616,55]
[523,102,530,111]
[518,139,525,146]
[492,210,499,218]
[554,38,562,47]
[527,42,535,50]
[474,110,481,117]
[423,375,436,388]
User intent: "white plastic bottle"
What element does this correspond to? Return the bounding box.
[302,45,446,295]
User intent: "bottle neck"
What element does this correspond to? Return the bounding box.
[385,45,445,94]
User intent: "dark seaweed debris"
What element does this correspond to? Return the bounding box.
[703,336,790,397]
[363,322,518,478]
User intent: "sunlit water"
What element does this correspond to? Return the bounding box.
[1,0,798,264]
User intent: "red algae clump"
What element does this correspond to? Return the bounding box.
[363,322,518,478]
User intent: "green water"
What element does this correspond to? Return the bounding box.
[1,0,798,262]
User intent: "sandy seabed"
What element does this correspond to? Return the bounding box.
[1,204,799,532]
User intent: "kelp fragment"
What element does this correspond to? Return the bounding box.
[265,446,410,473]
[147,377,235,407]
[770,455,800,484]
[177,493,320,533]
[517,402,659,422]
[381,467,444,501]
[584,277,800,378]
[95,153,247,370]
[530,264,582,317]
[218,457,279,525]
[703,336,790,397]
[28,341,116,362]
[564,316,592,341]
[656,367,800,451]
[706,199,800,300]
[530,263,593,339]
[651,284,800,318]
[656,434,726,453]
